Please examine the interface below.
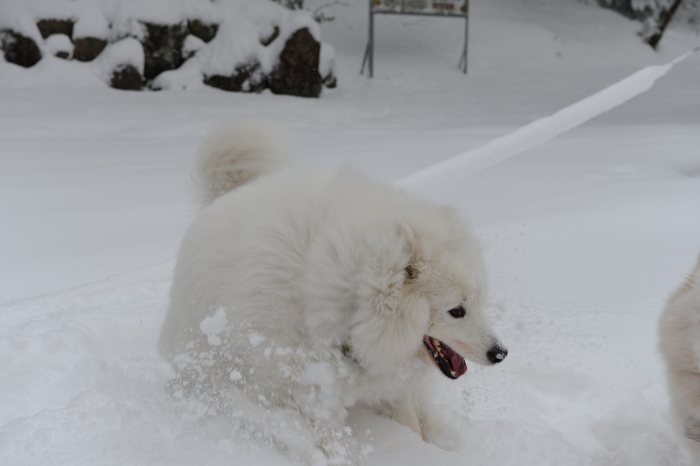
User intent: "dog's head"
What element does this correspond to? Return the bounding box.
[350,210,507,379]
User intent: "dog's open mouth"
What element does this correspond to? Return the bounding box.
[423,335,467,379]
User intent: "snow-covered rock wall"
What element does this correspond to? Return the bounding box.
[0,0,336,97]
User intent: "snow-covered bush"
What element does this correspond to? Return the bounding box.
[597,0,697,47]
[0,0,337,97]
[597,0,698,29]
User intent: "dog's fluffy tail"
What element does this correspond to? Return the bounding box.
[193,121,292,207]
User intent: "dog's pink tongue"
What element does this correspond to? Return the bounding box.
[452,354,467,378]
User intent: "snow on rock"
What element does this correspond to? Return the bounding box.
[0,29,43,67]
[182,34,205,59]
[92,37,144,90]
[150,56,204,91]
[0,2,43,42]
[72,1,109,40]
[94,36,144,74]
[195,0,325,96]
[142,22,190,80]
[25,0,78,23]
[73,36,107,62]
[0,2,43,67]
[320,42,337,88]
[109,0,218,35]
[0,0,334,96]
[46,33,73,59]
[36,18,75,40]
[268,27,324,97]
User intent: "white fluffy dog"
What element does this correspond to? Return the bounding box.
[159,122,508,464]
[659,255,700,462]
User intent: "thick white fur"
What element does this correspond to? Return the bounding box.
[160,122,507,464]
[659,255,700,462]
[192,120,292,207]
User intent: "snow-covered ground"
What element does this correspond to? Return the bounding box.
[1,0,699,464]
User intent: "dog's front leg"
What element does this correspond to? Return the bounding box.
[669,368,700,442]
[390,397,422,437]
[389,389,460,451]
[413,389,461,451]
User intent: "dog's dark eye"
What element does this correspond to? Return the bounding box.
[405,265,417,279]
[448,306,466,318]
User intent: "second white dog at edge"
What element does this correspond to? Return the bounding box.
[158,121,508,464]
[659,255,700,465]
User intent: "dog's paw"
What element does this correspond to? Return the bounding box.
[685,416,700,442]
[427,426,461,451]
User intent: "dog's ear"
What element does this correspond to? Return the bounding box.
[348,220,427,374]
[397,220,419,280]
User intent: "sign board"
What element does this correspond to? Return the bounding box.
[361,0,470,77]
[372,0,468,16]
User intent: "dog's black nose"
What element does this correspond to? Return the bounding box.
[487,345,508,364]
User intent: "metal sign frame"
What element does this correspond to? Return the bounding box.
[361,0,470,77]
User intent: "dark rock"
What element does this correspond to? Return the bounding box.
[37,19,74,39]
[111,64,143,91]
[268,28,322,98]
[188,20,219,43]
[55,50,70,59]
[141,21,188,80]
[73,37,107,61]
[204,62,267,93]
[1,29,42,67]
[260,26,280,46]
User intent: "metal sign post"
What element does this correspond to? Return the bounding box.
[361,0,470,77]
